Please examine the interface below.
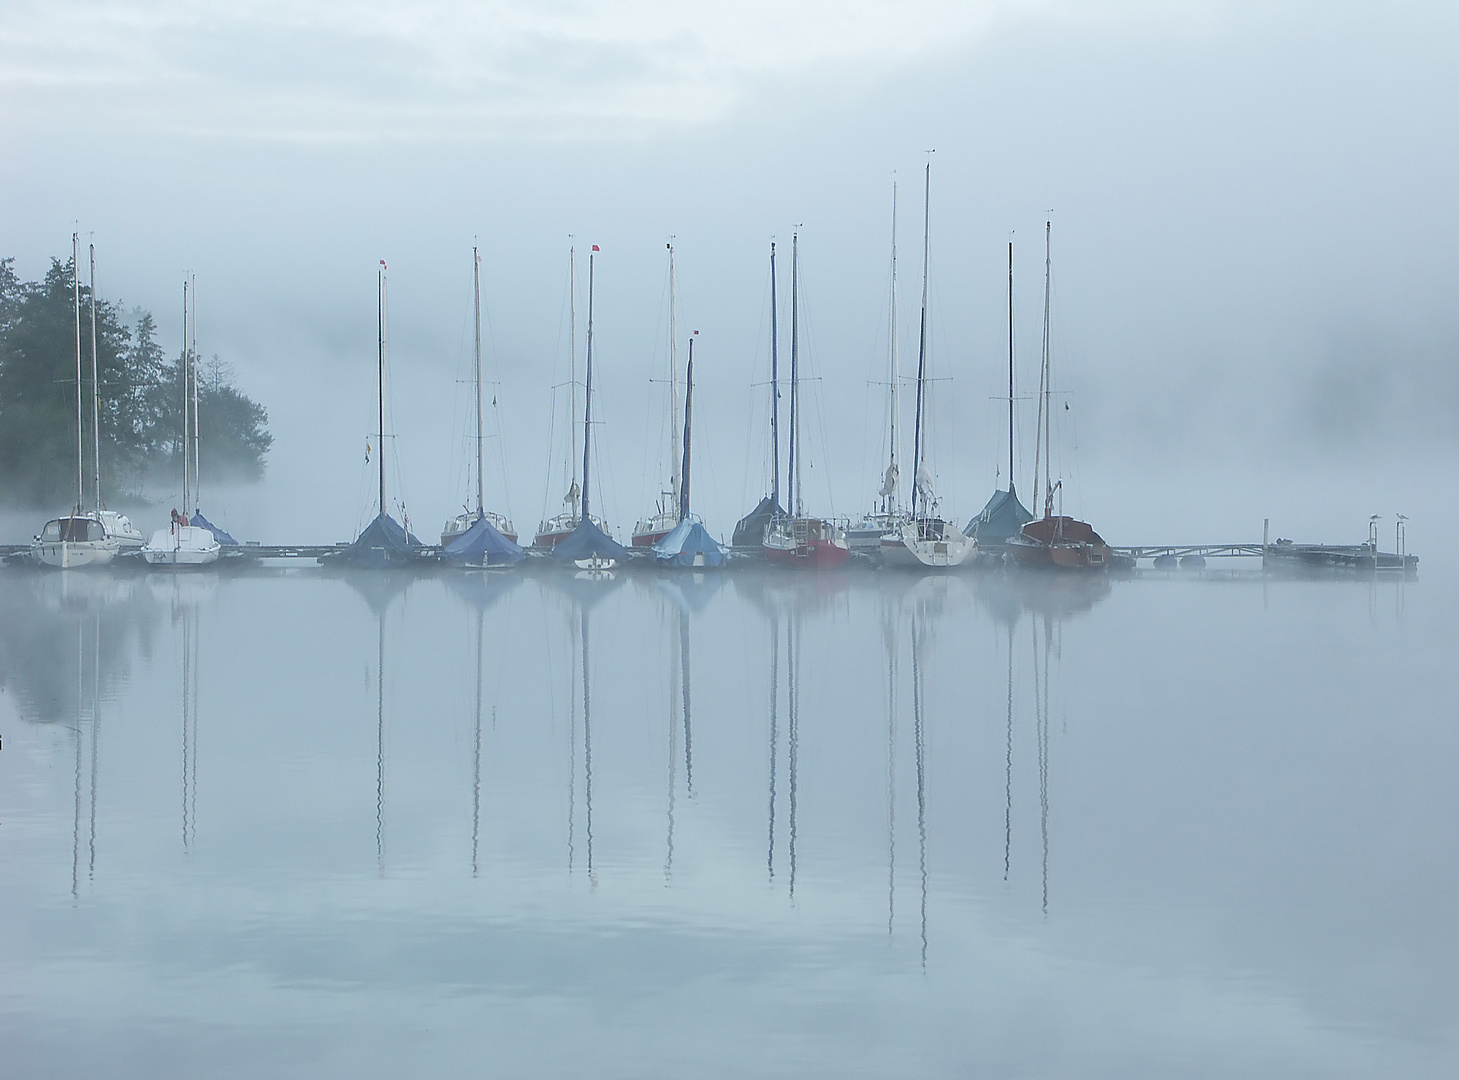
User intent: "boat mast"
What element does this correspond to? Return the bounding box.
[473,246,485,518]
[88,243,102,514]
[191,273,199,513]
[581,249,595,521]
[1007,240,1016,496]
[1041,220,1052,516]
[789,231,800,519]
[569,245,579,514]
[769,242,780,509]
[680,334,694,522]
[72,233,84,516]
[888,181,900,515]
[180,278,190,515]
[668,242,681,513]
[86,242,103,514]
[910,161,931,521]
[378,261,386,521]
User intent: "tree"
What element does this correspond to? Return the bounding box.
[0,253,273,506]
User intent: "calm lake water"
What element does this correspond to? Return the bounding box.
[1,562,1455,1078]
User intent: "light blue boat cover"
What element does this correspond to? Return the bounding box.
[340,513,422,568]
[190,511,238,546]
[652,518,727,568]
[551,518,628,563]
[442,515,525,566]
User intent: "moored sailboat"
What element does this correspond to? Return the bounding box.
[882,163,974,569]
[633,243,685,548]
[536,244,610,550]
[144,274,220,567]
[763,231,851,569]
[849,181,908,554]
[1006,221,1110,571]
[441,246,518,549]
[732,242,787,551]
[653,335,727,569]
[966,241,1033,557]
[328,261,425,568]
[552,246,628,571]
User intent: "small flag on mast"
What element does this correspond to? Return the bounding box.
[591,245,600,252]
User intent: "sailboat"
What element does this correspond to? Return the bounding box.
[633,243,685,548]
[442,247,518,549]
[882,164,975,569]
[731,242,787,550]
[653,334,728,568]
[966,241,1033,557]
[849,182,909,554]
[32,237,140,567]
[551,246,628,571]
[143,275,221,566]
[762,232,851,569]
[536,244,611,550]
[329,261,424,568]
[1006,221,1112,571]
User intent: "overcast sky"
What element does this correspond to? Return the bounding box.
[3,1,1455,542]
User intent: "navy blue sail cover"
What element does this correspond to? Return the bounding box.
[341,513,422,568]
[551,518,628,563]
[652,519,727,568]
[190,511,239,546]
[965,485,1033,547]
[442,515,525,566]
[731,495,784,549]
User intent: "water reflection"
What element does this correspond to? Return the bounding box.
[1,564,1448,1078]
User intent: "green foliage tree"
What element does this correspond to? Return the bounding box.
[0,254,272,507]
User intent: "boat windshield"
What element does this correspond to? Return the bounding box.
[44,518,104,542]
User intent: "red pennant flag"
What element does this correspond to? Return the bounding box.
[591,245,600,252]
[379,260,387,269]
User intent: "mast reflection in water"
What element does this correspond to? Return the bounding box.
[0,565,1449,1079]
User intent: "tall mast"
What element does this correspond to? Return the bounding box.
[180,278,190,514]
[88,242,101,514]
[789,231,800,518]
[680,335,694,522]
[473,246,484,517]
[1007,241,1016,496]
[569,245,579,507]
[72,233,84,516]
[1041,220,1052,512]
[769,242,780,509]
[378,262,386,520]
[191,273,199,512]
[668,242,681,510]
[911,162,931,520]
[581,250,595,521]
[889,181,900,514]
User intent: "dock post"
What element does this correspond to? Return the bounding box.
[1262,518,1269,565]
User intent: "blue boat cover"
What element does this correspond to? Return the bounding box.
[341,513,422,568]
[732,495,784,548]
[551,518,628,563]
[965,484,1033,547]
[652,519,727,568]
[190,510,238,546]
[442,515,525,566]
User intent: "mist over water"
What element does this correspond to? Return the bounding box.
[2,563,1455,1077]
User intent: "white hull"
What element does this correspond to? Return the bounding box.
[30,515,119,568]
[29,540,118,568]
[142,525,221,567]
[98,510,146,551]
[441,509,517,547]
[885,520,976,568]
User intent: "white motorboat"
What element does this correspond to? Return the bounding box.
[142,522,221,566]
[31,515,119,568]
[98,509,146,551]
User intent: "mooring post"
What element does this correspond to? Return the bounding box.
[1263,518,1269,555]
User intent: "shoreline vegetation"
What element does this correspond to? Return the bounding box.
[0,255,272,508]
